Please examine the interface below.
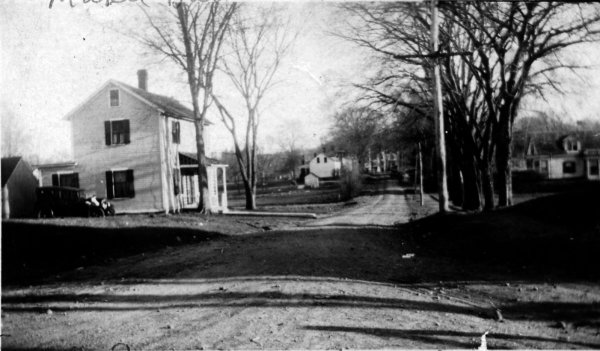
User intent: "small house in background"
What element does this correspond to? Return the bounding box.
[1,157,39,218]
[364,150,399,174]
[297,152,354,188]
[513,132,600,180]
[309,152,343,179]
[304,172,320,188]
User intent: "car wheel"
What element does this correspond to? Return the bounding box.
[91,207,105,218]
[105,206,116,216]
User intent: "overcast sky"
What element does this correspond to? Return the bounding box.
[2,0,600,163]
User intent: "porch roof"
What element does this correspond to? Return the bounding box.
[179,152,222,166]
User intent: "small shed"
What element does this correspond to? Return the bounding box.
[2,157,39,218]
[304,172,320,188]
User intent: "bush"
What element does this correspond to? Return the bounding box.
[339,166,362,201]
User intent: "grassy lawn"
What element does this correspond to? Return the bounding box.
[228,185,343,209]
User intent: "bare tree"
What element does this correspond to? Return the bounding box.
[139,1,237,212]
[337,1,600,211]
[211,4,296,210]
[329,106,382,167]
[445,2,600,207]
[277,127,302,181]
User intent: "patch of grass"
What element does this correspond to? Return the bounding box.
[407,189,600,279]
[228,187,342,208]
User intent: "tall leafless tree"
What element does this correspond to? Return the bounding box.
[277,127,303,181]
[211,4,296,210]
[337,1,600,211]
[139,1,237,213]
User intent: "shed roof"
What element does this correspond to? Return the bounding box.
[2,157,21,187]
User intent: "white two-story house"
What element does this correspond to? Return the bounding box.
[514,133,600,180]
[42,70,220,213]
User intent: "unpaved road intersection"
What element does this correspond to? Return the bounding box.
[2,186,600,350]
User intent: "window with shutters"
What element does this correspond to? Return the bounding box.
[172,121,180,144]
[106,170,135,199]
[104,120,130,146]
[563,161,576,174]
[109,89,120,107]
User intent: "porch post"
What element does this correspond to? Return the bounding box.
[221,166,228,211]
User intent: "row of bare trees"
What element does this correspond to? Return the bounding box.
[338,1,600,211]
[140,2,295,211]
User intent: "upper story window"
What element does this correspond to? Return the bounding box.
[316,157,320,163]
[324,157,328,163]
[109,89,120,107]
[172,121,180,144]
[104,120,130,146]
[565,139,580,152]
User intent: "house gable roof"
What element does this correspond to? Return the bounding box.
[2,157,22,187]
[64,80,211,125]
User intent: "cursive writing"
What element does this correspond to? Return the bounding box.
[49,0,149,9]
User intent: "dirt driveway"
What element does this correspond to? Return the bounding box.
[2,189,600,350]
[306,180,413,227]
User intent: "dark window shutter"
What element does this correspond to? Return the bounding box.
[52,174,59,186]
[124,120,130,144]
[173,121,180,144]
[105,171,114,199]
[104,121,111,146]
[126,169,135,198]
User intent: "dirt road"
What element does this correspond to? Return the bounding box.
[307,180,413,227]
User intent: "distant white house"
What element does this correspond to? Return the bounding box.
[298,152,354,188]
[364,150,399,173]
[309,152,343,178]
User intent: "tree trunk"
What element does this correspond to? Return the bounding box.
[194,119,210,212]
[496,132,513,207]
[418,143,424,206]
[461,157,482,211]
[480,162,495,210]
[244,181,256,210]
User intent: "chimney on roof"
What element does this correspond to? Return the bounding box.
[137,69,148,91]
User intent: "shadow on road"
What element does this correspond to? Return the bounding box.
[2,189,600,287]
[302,326,600,349]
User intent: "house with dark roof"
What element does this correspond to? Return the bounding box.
[45,69,227,214]
[513,131,600,181]
[2,157,39,218]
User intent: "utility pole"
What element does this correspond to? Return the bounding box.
[418,142,424,206]
[430,0,450,213]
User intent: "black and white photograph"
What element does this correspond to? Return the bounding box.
[2,0,600,349]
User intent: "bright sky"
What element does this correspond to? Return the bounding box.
[0,0,367,162]
[1,1,600,163]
